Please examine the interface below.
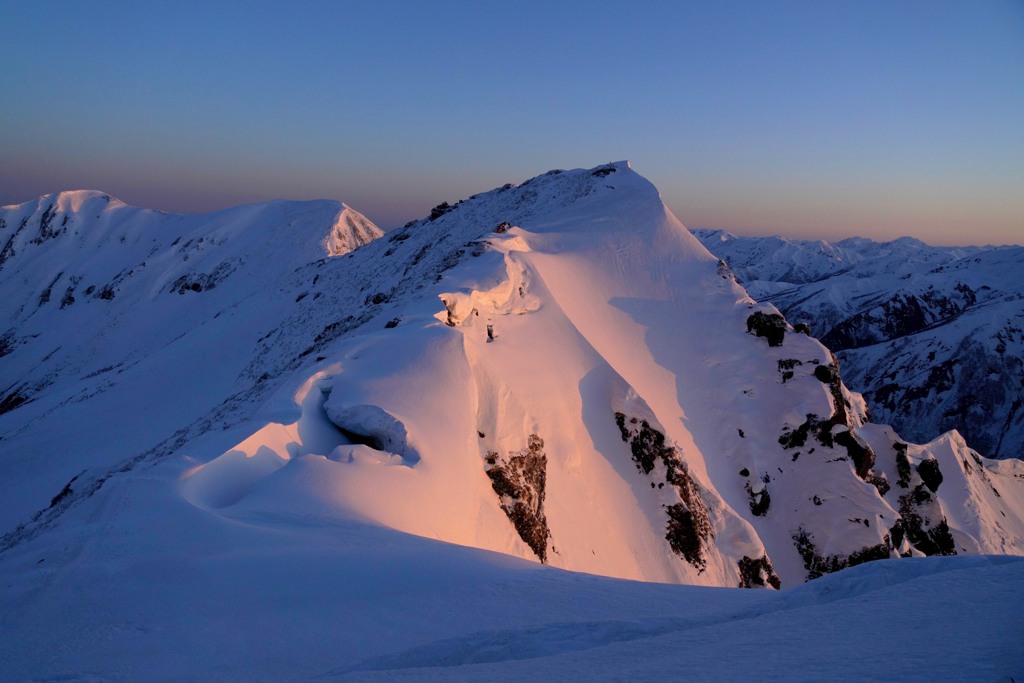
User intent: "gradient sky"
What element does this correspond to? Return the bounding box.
[2,1,1022,245]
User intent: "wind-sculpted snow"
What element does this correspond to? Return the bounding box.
[2,165,1023,598]
[1,164,1023,678]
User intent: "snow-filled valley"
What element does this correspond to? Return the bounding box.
[2,165,1022,680]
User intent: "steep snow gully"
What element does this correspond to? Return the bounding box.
[0,164,1022,680]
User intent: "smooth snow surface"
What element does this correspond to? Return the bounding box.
[2,493,1020,681]
[2,167,1022,680]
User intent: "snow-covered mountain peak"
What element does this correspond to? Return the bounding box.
[0,190,382,267]
[2,164,1020,680]
[1,189,123,213]
[2,163,1022,602]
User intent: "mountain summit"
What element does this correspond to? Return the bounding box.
[3,163,1020,594]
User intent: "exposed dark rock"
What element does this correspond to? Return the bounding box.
[794,322,812,335]
[833,429,875,479]
[39,271,63,307]
[0,216,31,269]
[484,434,550,562]
[819,355,850,428]
[49,474,80,508]
[894,442,912,488]
[428,202,453,221]
[898,485,956,556]
[30,203,60,244]
[889,519,905,550]
[384,318,400,329]
[441,298,456,327]
[615,412,712,572]
[60,285,76,309]
[495,222,511,233]
[793,527,892,580]
[0,384,32,415]
[868,472,891,496]
[0,331,18,359]
[168,261,237,295]
[746,311,787,347]
[614,412,672,475]
[917,458,943,493]
[591,165,616,177]
[746,482,771,516]
[779,413,833,449]
[737,555,782,589]
[664,503,706,572]
[778,358,802,383]
[776,354,876,482]
[813,364,835,383]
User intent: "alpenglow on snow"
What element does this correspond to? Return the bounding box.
[2,165,1023,593]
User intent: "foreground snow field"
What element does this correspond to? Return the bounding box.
[2,164,1022,680]
[0,479,1020,681]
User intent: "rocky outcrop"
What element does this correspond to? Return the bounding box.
[615,413,713,573]
[484,434,550,562]
[746,311,787,347]
[697,231,1024,460]
[737,554,782,589]
[793,527,893,581]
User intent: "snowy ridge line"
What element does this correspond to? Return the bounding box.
[1,164,1022,681]
[2,162,1023,592]
[0,166,616,547]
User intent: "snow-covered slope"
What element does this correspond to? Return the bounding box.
[2,166,1021,678]
[0,191,382,531]
[2,508,1020,680]
[693,229,1024,460]
[4,166,1021,595]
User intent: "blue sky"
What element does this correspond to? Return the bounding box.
[2,1,1021,244]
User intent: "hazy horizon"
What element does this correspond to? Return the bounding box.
[3,1,1021,246]
[4,171,1020,249]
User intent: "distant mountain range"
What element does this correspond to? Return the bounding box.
[692,229,1024,460]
